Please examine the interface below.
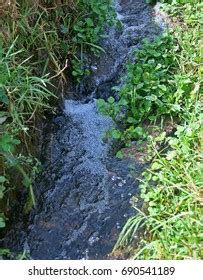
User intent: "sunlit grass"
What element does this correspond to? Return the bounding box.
[113,0,203,259]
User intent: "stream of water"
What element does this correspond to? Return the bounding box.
[2,0,165,260]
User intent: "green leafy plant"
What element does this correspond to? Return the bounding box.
[1,0,115,84]
[113,0,203,260]
[97,33,179,143]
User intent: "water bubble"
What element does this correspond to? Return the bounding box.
[112,175,116,181]
[88,232,100,246]
[90,65,98,72]
[81,249,89,260]
[88,236,100,246]
[116,222,121,229]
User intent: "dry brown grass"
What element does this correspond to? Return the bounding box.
[0,0,17,17]
[0,0,77,18]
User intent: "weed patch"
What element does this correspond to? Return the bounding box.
[101,0,203,259]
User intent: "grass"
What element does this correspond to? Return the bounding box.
[1,0,115,83]
[102,0,203,259]
[0,38,53,130]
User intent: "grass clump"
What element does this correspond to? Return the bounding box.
[1,0,115,83]
[102,0,202,259]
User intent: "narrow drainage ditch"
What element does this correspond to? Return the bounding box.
[2,0,165,260]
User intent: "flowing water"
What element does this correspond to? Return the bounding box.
[2,0,165,259]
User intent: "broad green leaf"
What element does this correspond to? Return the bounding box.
[166,150,177,161]
[86,18,94,27]
[0,134,20,153]
[107,96,115,104]
[151,161,162,170]
[0,88,9,105]
[111,129,121,139]
[0,176,6,183]
[116,150,124,159]
[0,217,5,228]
